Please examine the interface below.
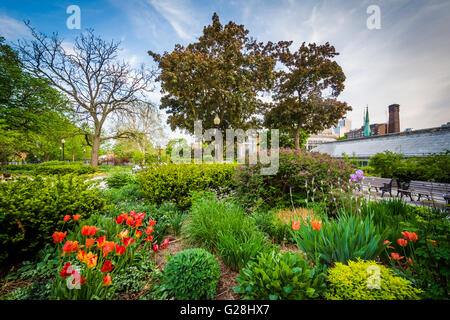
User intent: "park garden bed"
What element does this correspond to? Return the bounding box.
[0,151,448,300]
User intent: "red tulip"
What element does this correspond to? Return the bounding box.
[101,260,115,273]
[52,231,67,243]
[402,231,418,242]
[73,215,80,221]
[122,237,136,247]
[161,238,170,249]
[63,215,71,222]
[152,244,159,252]
[115,244,126,256]
[62,241,79,256]
[390,252,404,260]
[60,262,74,278]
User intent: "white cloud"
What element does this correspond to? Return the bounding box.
[148,0,198,41]
[0,13,30,40]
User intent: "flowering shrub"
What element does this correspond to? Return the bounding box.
[233,148,353,210]
[326,259,422,300]
[233,250,327,300]
[49,211,169,300]
[152,248,221,300]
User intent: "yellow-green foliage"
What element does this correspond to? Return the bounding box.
[326,259,422,300]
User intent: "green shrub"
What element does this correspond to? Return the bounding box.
[326,259,422,300]
[233,249,327,300]
[292,212,387,266]
[138,163,236,209]
[369,150,450,183]
[0,176,107,264]
[102,184,143,204]
[106,173,138,189]
[183,196,269,270]
[154,248,220,300]
[33,164,96,175]
[233,148,353,211]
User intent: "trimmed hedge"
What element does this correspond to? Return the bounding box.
[5,162,96,175]
[137,163,236,209]
[0,175,107,264]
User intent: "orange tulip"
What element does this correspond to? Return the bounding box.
[145,226,154,235]
[73,215,80,221]
[63,215,71,222]
[397,238,408,247]
[148,219,156,227]
[135,230,143,238]
[81,225,100,236]
[103,274,112,286]
[52,231,67,243]
[407,257,414,266]
[382,240,391,246]
[117,230,129,239]
[96,236,106,250]
[292,221,301,231]
[311,220,322,231]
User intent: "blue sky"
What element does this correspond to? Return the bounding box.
[1,0,450,140]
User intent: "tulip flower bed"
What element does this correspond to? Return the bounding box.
[50,211,169,300]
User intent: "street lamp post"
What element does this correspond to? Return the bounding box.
[83,148,86,164]
[61,139,65,161]
[214,114,220,162]
[59,146,62,161]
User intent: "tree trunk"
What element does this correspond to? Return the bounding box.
[91,134,101,168]
[44,153,50,161]
[294,126,301,150]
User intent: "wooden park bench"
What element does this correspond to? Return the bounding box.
[362,177,394,197]
[397,180,450,203]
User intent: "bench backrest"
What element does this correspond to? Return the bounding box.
[362,177,392,186]
[409,180,450,199]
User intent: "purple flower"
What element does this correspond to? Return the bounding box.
[355,170,364,180]
[350,174,358,182]
[248,207,253,211]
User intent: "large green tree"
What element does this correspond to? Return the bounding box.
[148,13,275,133]
[0,36,66,167]
[265,41,351,149]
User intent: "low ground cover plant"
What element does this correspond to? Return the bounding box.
[233,249,327,300]
[326,259,422,300]
[152,248,220,300]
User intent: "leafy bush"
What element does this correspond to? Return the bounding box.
[0,176,107,264]
[291,212,387,266]
[138,163,236,209]
[154,248,220,300]
[183,195,269,270]
[369,150,450,183]
[326,259,422,300]
[233,249,327,300]
[106,173,138,189]
[233,148,353,211]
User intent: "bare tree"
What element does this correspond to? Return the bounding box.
[16,23,156,167]
[115,101,167,156]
